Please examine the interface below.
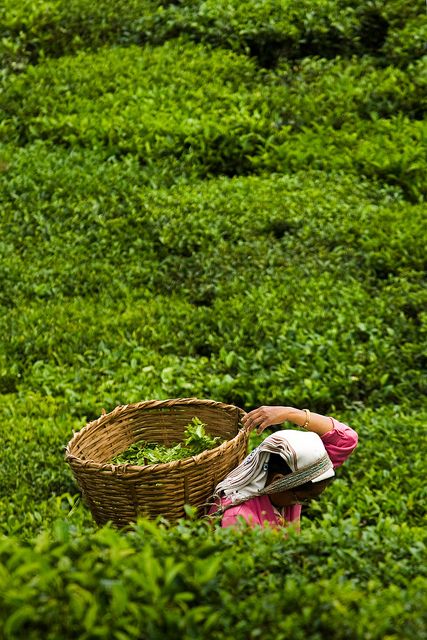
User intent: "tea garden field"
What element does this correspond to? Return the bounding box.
[0,1,426,638]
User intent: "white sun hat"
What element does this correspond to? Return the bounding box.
[215,430,334,503]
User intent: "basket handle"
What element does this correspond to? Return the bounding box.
[241,411,257,434]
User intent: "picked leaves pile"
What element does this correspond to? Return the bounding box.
[111,417,223,465]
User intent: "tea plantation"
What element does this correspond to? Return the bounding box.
[0,1,426,638]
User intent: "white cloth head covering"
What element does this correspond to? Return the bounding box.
[215,430,334,504]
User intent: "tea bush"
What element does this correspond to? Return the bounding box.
[382,16,427,67]
[0,518,426,640]
[0,0,426,636]
[0,41,277,176]
[1,158,426,411]
[1,41,425,198]
[1,0,425,73]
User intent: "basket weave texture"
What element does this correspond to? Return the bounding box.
[65,397,248,527]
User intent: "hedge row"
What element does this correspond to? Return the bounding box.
[0,500,426,639]
[1,42,426,199]
[0,41,273,178]
[1,147,426,414]
[1,0,425,73]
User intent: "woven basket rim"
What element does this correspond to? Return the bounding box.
[65,396,248,473]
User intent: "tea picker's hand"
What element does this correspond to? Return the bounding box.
[242,406,289,435]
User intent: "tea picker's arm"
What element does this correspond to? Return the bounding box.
[241,405,334,437]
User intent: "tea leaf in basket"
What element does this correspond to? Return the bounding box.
[183,417,222,455]
[110,417,223,465]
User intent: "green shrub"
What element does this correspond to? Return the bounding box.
[0,0,300,72]
[1,155,425,411]
[164,0,423,66]
[0,510,426,639]
[382,16,427,67]
[0,40,276,176]
[1,0,424,75]
[150,0,362,67]
[0,0,363,73]
[1,43,425,198]
[272,56,426,125]
[254,116,426,202]
[0,0,160,72]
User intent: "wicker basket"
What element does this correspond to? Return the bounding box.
[65,397,248,527]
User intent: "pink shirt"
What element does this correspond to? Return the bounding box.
[211,419,358,529]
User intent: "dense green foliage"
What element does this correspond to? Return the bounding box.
[1,514,426,640]
[1,0,425,71]
[0,0,426,637]
[1,40,426,198]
